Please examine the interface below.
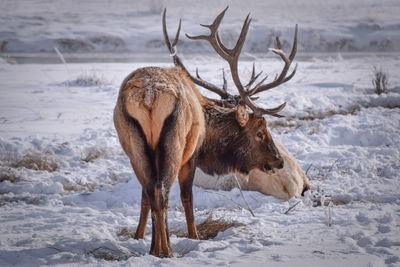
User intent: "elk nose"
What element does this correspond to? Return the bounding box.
[264,164,272,171]
[301,183,310,196]
[278,160,284,169]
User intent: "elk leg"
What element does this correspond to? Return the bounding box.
[121,116,155,240]
[134,189,150,239]
[178,157,199,240]
[149,101,184,257]
[148,185,172,257]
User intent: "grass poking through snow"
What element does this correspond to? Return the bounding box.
[1,152,59,172]
[170,213,245,240]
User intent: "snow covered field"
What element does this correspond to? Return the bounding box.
[1,1,400,266]
[1,54,399,266]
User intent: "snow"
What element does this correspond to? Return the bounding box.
[1,1,400,266]
[1,0,400,62]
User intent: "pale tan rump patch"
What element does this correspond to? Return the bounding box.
[124,92,176,150]
[122,74,178,150]
[116,66,205,177]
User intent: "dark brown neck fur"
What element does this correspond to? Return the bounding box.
[197,101,252,176]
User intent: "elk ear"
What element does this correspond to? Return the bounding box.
[236,104,249,127]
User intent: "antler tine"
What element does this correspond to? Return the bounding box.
[222,68,227,92]
[186,7,285,117]
[172,19,181,48]
[245,63,264,90]
[232,14,251,58]
[162,8,231,99]
[162,9,181,53]
[219,11,289,117]
[186,6,231,61]
[250,63,256,80]
[185,7,297,117]
[162,9,174,54]
[186,7,252,63]
[248,24,298,96]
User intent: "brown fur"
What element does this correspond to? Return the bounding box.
[197,102,283,176]
[114,66,283,257]
[193,140,310,201]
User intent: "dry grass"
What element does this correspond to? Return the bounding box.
[299,106,361,121]
[81,147,109,163]
[0,167,20,183]
[372,66,389,95]
[312,197,351,207]
[71,73,106,87]
[117,214,245,242]
[62,183,99,192]
[116,227,136,241]
[0,194,46,207]
[15,153,59,172]
[2,152,59,172]
[170,214,245,240]
[269,105,361,134]
[89,246,135,261]
[196,216,244,240]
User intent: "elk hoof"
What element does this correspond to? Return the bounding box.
[188,233,200,240]
[150,249,173,258]
[134,232,145,240]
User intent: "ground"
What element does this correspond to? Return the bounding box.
[0,54,399,266]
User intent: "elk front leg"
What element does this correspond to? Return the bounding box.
[134,189,150,239]
[179,157,199,240]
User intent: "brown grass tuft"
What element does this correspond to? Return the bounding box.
[196,216,244,240]
[63,183,99,192]
[81,147,108,163]
[89,246,134,261]
[170,214,245,240]
[0,167,20,183]
[70,73,106,87]
[116,227,136,241]
[8,153,59,172]
[372,66,389,95]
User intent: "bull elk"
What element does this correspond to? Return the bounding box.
[113,7,298,257]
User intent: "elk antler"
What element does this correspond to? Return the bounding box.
[186,7,298,117]
[163,9,233,101]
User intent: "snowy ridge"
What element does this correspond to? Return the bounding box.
[1,0,400,56]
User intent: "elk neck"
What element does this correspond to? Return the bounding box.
[196,100,252,176]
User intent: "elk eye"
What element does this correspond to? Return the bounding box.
[257,133,263,139]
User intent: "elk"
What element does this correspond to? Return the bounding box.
[113,7,297,257]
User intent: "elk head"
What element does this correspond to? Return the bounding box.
[163,7,297,174]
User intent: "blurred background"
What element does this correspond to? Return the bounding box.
[1,0,399,63]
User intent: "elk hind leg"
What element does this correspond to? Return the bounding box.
[149,104,184,257]
[120,114,154,241]
[134,189,150,239]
